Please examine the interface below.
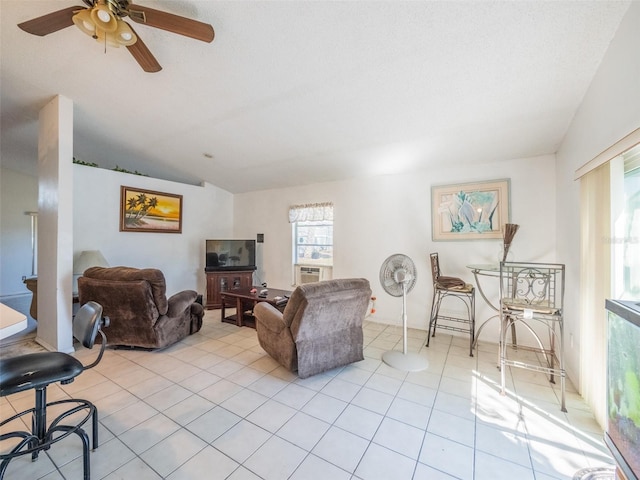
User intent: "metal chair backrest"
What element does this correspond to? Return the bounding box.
[500,262,565,311]
[73,301,103,348]
[72,301,110,371]
[430,253,441,284]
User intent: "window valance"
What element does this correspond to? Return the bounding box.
[288,202,333,223]
[574,127,640,180]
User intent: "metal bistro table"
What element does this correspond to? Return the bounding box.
[466,264,517,360]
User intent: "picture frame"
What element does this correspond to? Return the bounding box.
[431,178,510,241]
[120,186,183,233]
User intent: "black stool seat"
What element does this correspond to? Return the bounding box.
[0,352,84,396]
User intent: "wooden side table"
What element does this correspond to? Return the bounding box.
[220,287,292,328]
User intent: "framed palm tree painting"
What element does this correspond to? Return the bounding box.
[120,186,183,233]
[431,179,510,240]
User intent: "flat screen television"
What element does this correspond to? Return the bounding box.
[605,299,640,480]
[205,239,256,272]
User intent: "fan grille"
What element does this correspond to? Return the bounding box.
[379,254,417,297]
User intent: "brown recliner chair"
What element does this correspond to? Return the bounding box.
[77,266,204,349]
[253,278,372,378]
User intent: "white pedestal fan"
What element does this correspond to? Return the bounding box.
[380,254,429,372]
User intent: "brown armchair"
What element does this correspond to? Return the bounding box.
[253,278,372,378]
[77,266,203,349]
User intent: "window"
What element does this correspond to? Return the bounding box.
[289,203,333,266]
[294,220,333,266]
[622,146,640,298]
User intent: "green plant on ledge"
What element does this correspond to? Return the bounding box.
[113,165,148,177]
[73,158,148,176]
[72,157,98,167]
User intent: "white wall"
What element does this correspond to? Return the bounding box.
[556,2,639,410]
[234,154,557,335]
[0,168,38,296]
[1,164,235,302]
[73,164,235,296]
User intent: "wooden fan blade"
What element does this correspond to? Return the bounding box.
[128,4,214,43]
[18,6,85,36]
[126,27,162,72]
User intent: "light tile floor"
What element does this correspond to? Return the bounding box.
[0,311,614,479]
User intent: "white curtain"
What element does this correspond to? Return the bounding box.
[575,128,637,428]
[288,202,333,223]
[579,159,622,427]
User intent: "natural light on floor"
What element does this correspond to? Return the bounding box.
[1,312,613,479]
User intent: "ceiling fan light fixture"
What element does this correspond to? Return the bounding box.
[114,20,137,46]
[72,10,96,37]
[97,10,110,23]
[91,3,117,33]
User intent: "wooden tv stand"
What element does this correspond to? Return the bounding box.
[205,269,254,309]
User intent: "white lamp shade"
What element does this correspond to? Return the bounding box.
[90,4,118,33]
[95,20,136,47]
[115,20,137,46]
[74,250,109,275]
[72,9,96,37]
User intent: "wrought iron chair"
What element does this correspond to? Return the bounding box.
[0,301,109,480]
[426,253,476,356]
[499,262,566,411]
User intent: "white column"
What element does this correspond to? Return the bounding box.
[36,95,74,353]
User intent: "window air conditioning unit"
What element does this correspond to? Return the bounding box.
[295,265,332,285]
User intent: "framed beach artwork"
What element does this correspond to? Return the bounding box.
[120,186,183,233]
[431,179,510,241]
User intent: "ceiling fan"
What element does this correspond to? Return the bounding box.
[17,0,214,73]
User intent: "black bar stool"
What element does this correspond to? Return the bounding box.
[0,301,109,480]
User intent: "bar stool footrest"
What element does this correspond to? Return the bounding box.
[0,399,97,480]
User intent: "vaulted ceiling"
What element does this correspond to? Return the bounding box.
[0,1,631,193]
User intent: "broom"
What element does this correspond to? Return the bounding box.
[502,223,520,262]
